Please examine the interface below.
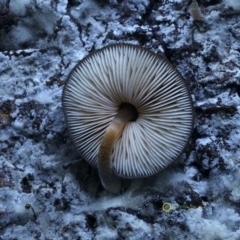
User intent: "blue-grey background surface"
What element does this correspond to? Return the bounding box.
[1,0,240,239]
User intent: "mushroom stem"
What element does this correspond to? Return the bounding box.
[98,103,138,193]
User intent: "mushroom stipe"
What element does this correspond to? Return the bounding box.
[98,103,138,193]
[62,44,194,193]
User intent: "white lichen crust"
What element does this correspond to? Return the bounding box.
[63,44,193,178]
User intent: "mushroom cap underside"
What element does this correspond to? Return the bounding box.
[62,44,194,179]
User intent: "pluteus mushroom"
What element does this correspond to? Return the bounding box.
[62,44,193,193]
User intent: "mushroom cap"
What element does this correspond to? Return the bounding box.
[62,44,193,179]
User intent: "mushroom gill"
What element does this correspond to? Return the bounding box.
[62,44,194,193]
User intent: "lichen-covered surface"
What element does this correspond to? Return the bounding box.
[1,0,240,239]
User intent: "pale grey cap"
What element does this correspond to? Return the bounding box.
[62,44,194,178]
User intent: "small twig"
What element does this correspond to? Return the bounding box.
[190,0,203,22]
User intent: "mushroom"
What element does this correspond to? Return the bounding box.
[62,44,193,193]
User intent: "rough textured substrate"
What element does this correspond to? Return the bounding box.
[1,0,240,239]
